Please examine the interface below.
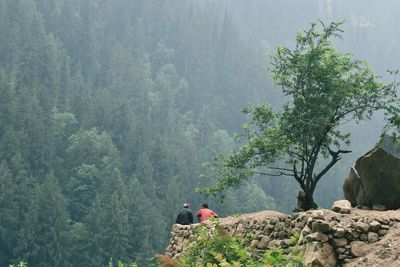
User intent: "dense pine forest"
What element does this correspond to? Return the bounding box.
[0,0,399,266]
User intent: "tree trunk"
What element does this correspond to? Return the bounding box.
[295,190,317,211]
[304,190,317,210]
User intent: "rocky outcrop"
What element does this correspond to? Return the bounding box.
[166,207,400,266]
[344,135,400,209]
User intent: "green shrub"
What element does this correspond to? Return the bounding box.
[178,219,306,267]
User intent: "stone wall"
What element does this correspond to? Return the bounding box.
[166,207,400,266]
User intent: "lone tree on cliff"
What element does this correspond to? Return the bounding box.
[202,21,399,211]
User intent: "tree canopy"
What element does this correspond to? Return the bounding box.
[203,21,399,210]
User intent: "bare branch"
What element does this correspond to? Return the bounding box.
[255,171,295,177]
[312,146,351,190]
[268,166,294,172]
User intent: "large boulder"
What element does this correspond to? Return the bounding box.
[343,135,400,209]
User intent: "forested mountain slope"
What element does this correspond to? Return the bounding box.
[0,1,274,265]
[0,0,399,266]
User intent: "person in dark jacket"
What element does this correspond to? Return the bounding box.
[175,203,193,225]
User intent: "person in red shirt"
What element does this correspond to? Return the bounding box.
[195,203,218,222]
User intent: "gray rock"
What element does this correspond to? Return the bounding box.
[332,200,352,214]
[264,224,275,234]
[283,238,294,247]
[368,232,379,243]
[333,238,348,247]
[235,223,245,237]
[378,229,388,236]
[306,232,329,243]
[268,240,280,248]
[277,231,286,239]
[355,222,370,233]
[257,236,270,249]
[381,224,390,230]
[360,234,368,241]
[307,217,313,228]
[312,221,331,233]
[350,241,370,257]
[299,225,311,243]
[250,240,259,249]
[369,220,382,232]
[291,227,301,237]
[303,242,337,267]
[349,229,360,239]
[310,210,325,220]
[172,224,180,232]
[274,221,285,231]
[334,228,345,238]
[376,217,390,225]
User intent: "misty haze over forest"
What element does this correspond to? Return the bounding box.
[0,0,399,266]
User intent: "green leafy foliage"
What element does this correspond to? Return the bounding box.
[179,220,252,266]
[178,220,305,267]
[263,248,304,267]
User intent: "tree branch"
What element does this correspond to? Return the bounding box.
[312,147,351,190]
[256,171,295,177]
